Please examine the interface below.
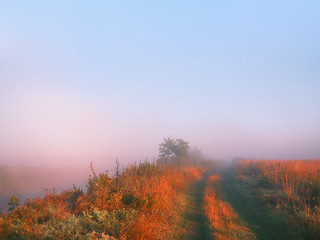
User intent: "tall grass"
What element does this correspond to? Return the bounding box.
[236,159,320,238]
[0,161,202,240]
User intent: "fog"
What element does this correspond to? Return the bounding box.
[0,164,89,212]
[1,86,319,210]
[1,1,320,211]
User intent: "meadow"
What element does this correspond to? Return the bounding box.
[235,159,320,238]
[1,158,320,239]
[0,161,203,239]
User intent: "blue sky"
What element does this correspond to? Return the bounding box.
[1,1,320,167]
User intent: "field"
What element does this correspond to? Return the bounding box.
[235,159,320,239]
[0,161,206,239]
[1,159,320,239]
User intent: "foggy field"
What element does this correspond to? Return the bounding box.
[0,165,88,212]
[1,0,320,239]
[1,157,320,239]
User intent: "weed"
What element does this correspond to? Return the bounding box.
[0,160,203,239]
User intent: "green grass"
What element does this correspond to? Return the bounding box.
[182,174,211,240]
[219,168,305,240]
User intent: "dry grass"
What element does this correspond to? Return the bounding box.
[0,161,203,240]
[204,174,256,240]
[236,159,320,238]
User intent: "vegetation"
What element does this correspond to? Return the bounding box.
[235,159,320,238]
[204,174,256,240]
[7,196,19,212]
[158,137,190,166]
[0,160,203,240]
[2,138,319,240]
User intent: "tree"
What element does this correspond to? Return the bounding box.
[158,137,189,165]
[189,147,206,164]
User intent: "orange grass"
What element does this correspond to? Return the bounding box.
[0,161,203,240]
[236,159,320,238]
[204,174,256,240]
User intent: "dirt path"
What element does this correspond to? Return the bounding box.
[183,175,211,240]
[219,168,305,240]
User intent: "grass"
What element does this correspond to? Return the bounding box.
[0,161,203,240]
[205,173,256,240]
[221,167,306,240]
[182,173,211,240]
[3,158,318,239]
[235,159,320,239]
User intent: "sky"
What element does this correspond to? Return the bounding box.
[1,0,320,168]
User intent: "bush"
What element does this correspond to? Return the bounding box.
[0,160,203,239]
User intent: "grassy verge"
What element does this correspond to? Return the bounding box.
[204,174,256,240]
[0,161,203,240]
[221,167,305,240]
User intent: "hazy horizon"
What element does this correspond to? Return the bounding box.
[1,1,320,169]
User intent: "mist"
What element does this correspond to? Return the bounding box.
[0,164,91,212]
[1,1,320,212]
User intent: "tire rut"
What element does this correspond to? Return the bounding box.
[183,175,212,240]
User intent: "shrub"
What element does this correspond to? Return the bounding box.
[0,160,203,239]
